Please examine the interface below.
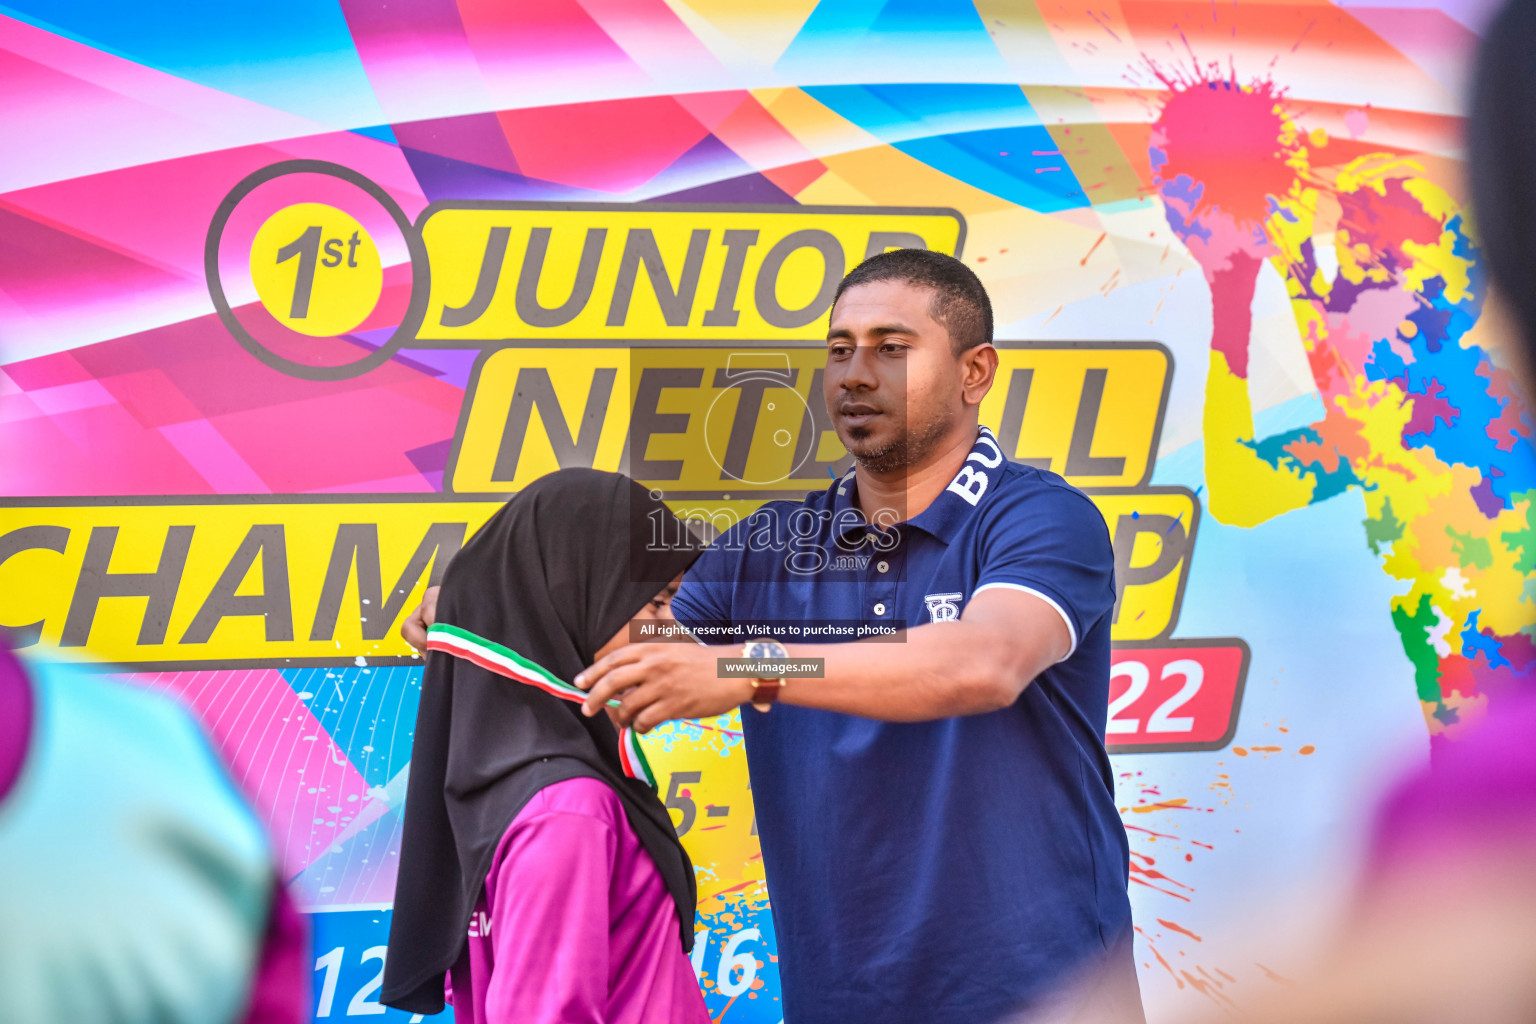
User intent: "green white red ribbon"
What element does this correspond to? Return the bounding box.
[616,725,655,789]
[426,622,656,788]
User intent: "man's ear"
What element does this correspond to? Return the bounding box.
[962,343,999,405]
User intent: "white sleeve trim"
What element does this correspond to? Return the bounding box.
[972,581,1079,662]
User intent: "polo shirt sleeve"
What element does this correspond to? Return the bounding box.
[971,481,1116,661]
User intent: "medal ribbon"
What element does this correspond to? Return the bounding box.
[425,622,657,788]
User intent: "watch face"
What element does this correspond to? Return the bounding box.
[746,641,777,659]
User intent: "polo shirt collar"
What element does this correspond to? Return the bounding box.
[830,426,1005,545]
[829,465,868,543]
[907,426,1005,542]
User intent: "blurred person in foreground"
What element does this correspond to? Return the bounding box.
[380,470,709,1023]
[0,642,307,1023]
[1154,5,1536,1021]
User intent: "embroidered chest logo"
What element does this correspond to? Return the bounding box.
[924,592,964,623]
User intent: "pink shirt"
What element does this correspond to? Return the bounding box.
[1370,688,1536,872]
[448,776,710,1024]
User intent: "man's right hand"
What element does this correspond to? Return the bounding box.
[401,586,440,651]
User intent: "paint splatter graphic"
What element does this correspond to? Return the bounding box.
[645,713,782,1021]
[1151,65,1536,745]
[1119,766,1234,1009]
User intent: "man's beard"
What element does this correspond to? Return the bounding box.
[844,403,956,475]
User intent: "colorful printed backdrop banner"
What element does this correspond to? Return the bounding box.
[2,0,1531,1020]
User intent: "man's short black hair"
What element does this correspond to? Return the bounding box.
[831,248,994,354]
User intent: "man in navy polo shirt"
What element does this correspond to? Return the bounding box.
[574,250,1142,1024]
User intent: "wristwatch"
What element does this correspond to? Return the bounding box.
[741,638,788,712]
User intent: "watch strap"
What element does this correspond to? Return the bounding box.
[750,676,783,712]
[743,637,787,712]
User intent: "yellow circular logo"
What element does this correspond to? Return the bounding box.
[249,203,383,337]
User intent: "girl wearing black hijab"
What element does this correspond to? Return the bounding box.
[380,469,709,1024]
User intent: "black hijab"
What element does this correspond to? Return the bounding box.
[381,469,704,1014]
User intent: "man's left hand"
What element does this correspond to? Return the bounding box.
[576,644,753,733]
